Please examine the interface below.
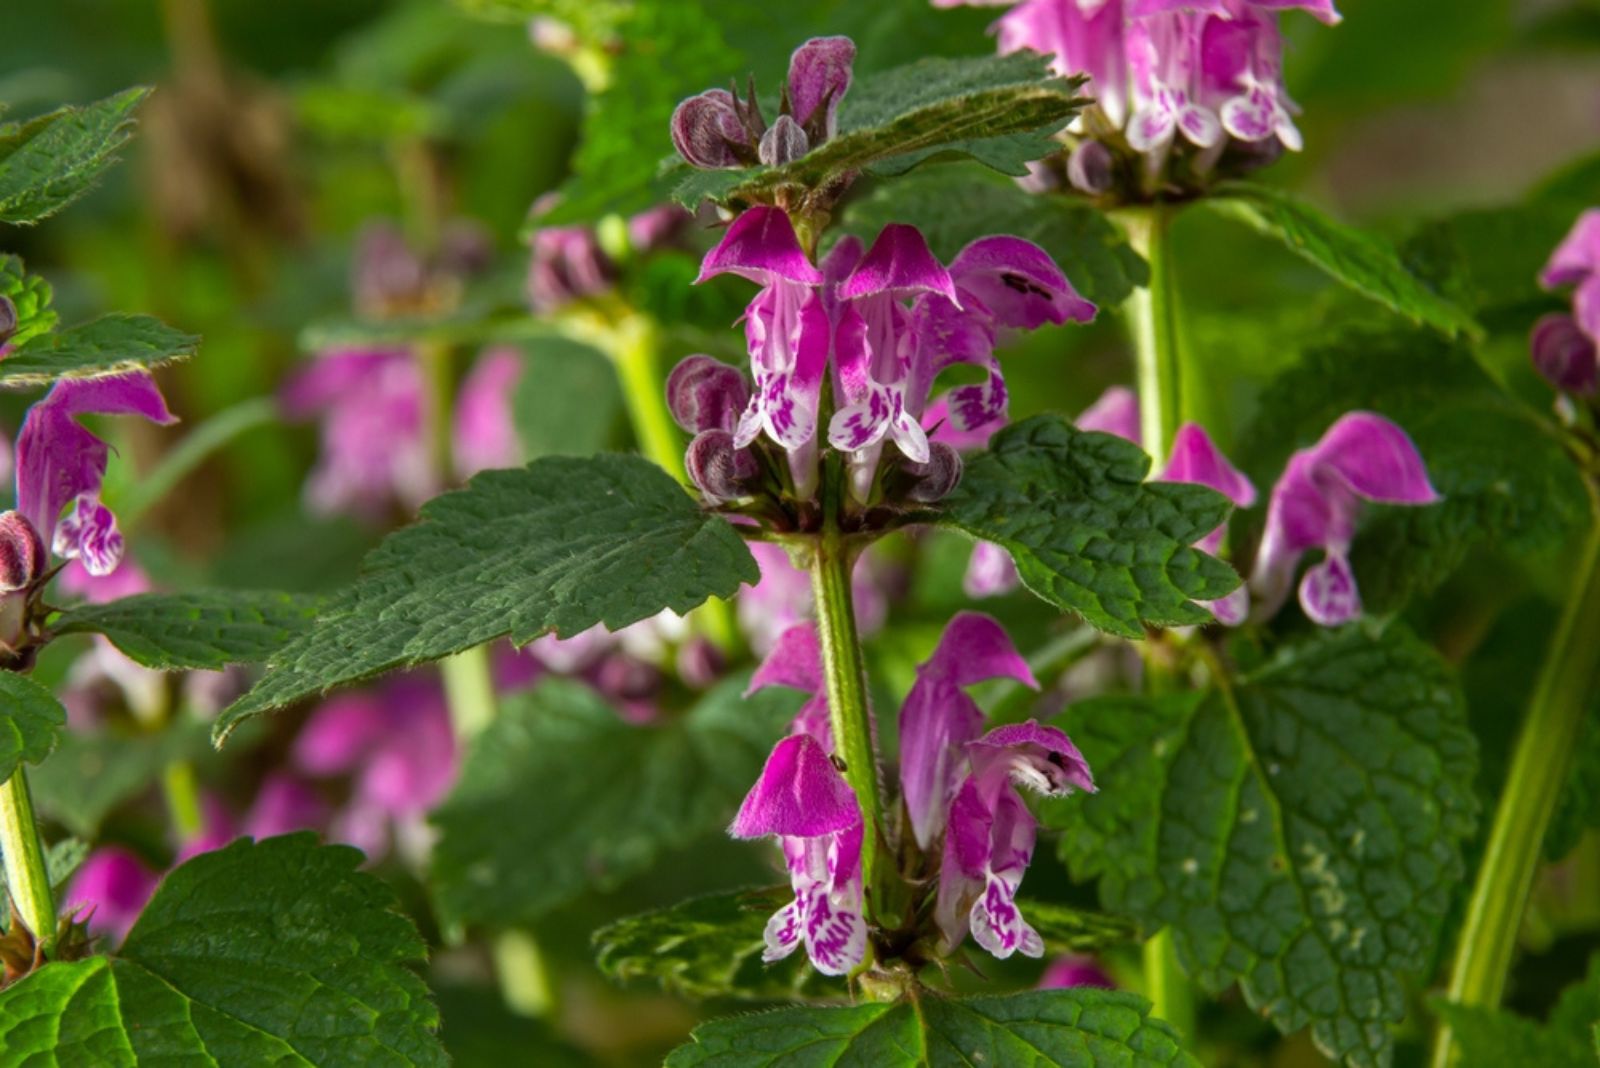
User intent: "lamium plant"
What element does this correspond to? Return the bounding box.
[0,4,1596,1067]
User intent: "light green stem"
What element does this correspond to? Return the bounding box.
[809,459,882,945]
[1143,928,1195,1039]
[440,642,498,742]
[1119,206,1185,465]
[1431,515,1600,1068]
[0,768,55,945]
[119,397,279,532]
[162,759,204,842]
[492,929,557,1018]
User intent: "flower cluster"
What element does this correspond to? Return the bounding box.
[937,0,1339,195]
[672,206,1093,504]
[732,613,1093,974]
[1532,208,1600,397]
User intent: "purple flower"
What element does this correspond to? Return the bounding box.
[964,540,1022,599]
[1039,954,1116,989]
[698,207,830,495]
[1250,412,1440,626]
[280,349,437,519]
[899,613,1037,851]
[1126,10,1222,155]
[737,542,888,655]
[453,347,525,479]
[15,373,176,577]
[1075,384,1141,443]
[64,846,160,944]
[1195,2,1302,151]
[935,720,1094,959]
[671,37,856,170]
[242,773,329,841]
[1530,313,1597,396]
[527,225,615,314]
[1159,422,1256,624]
[293,676,457,862]
[1130,0,1340,23]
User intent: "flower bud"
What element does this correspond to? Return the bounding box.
[676,636,725,690]
[527,226,614,313]
[902,442,963,503]
[1531,313,1597,396]
[758,114,810,166]
[685,429,759,502]
[671,90,751,169]
[666,355,750,433]
[0,295,17,345]
[0,511,47,593]
[1067,141,1114,196]
[596,652,662,701]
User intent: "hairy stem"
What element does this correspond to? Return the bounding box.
[0,768,55,946]
[1119,206,1185,465]
[1431,514,1600,1067]
[809,455,883,941]
[440,642,498,742]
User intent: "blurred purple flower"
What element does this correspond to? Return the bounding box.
[1159,422,1255,624]
[280,349,437,519]
[1039,954,1116,989]
[63,846,160,945]
[737,541,887,655]
[453,346,525,479]
[1533,210,1600,394]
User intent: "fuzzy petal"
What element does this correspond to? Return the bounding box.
[968,720,1096,803]
[787,36,856,137]
[697,207,824,287]
[838,224,959,304]
[731,734,859,839]
[1299,551,1361,626]
[1540,209,1600,290]
[748,623,823,696]
[1076,386,1141,444]
[947,236,1096,331]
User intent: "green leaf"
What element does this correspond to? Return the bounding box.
[1023,900,1143,955]
[431,676,796,929]
[592,886,816,1001]
[0,88,149,226]
[665,989,1202,1067]
[1046,624,1479,1068]
[447,0,629,43]
[673,53,1085,211]
[0,254,57,347]
[836,164,1148,307]
[52,590,321,671]
[938,414,1240,639]
[0,672,66,786]
[32,721,212,839]
[510,338,624,460]
[1431,954,1600,1068]
[0,835,447,1066]
[1206,181,1480,338]
[0,313,198,386]
[1237,326,1588,612]
[1401,201,1578,327]
[217,454,757,740]
[1549,708,1600,863]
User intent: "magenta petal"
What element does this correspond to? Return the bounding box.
[730,734,859,839]
[671,90,747,169]
[1311,412,1440,506]
[696,207,824,287]
[747,623,823,697]
[969,720,1096,801]
[64,846,161,944]
[1076,385,1141,445]
[949,236,1096,330]
[786,36,856,136]
[244,773,328,840]
[933,612,1037,689]
[1540,209,1600,290]
[1040,955,1116,990]
[963,541,1020,598]
[453,347,523,479]
[293,692,390,775]
[1299,552,1361,626]
[838,224,959,304]
[1162,423,1256,507]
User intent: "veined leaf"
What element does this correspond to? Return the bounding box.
[52,590,322,671]
[0,88,149,226]
[1206,181,1480,338]
[1046,624,1478,1068]
[673,52,1085,211]
[666,989,1202,1067]
[0,835,446,1066]
[0,314,199,386]
[217,454,757,741]
[0,671,66,786]
[939,415,1240,639]
[430,676,797,928]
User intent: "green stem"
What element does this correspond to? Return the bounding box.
[612,313,686,481]
[809,458,883,940]
[440,642,498,742]
[119,397,279,532]
[1119,206,1185,465]
[161,759,204,842]
[1431,515,1600,1068]
[1143,928,1195,1039]
[0,768,54,946]
[492,929,557,1018]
